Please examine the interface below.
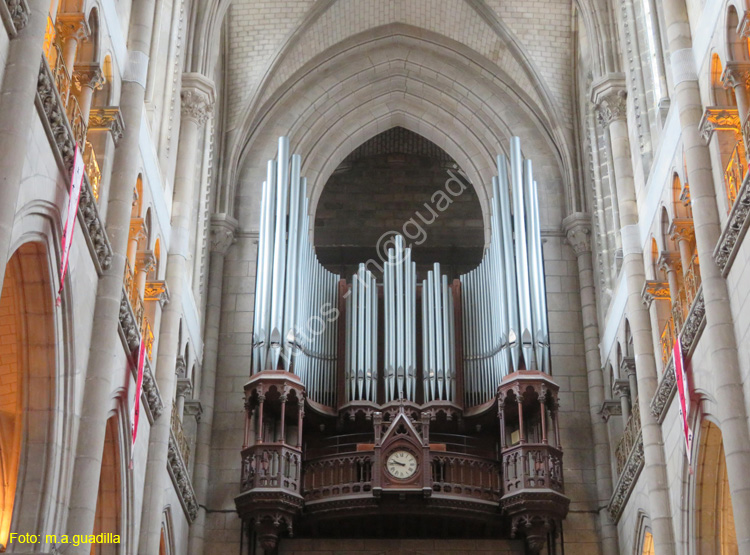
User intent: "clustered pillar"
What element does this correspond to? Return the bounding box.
[592,78,676,554]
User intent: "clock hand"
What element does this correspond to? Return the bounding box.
[391,461,406,466]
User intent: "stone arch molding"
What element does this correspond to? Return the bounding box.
[231,27,569,239]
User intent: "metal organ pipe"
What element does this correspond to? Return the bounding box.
[460,136,551,407]
[251,137,339,407]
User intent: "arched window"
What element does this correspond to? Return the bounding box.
[92,415,123,555]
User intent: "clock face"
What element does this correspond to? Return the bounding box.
[386,450,418,479]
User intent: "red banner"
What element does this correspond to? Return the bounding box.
[130,335,147,469]
[674,336,693,465]
[56,145,85,305]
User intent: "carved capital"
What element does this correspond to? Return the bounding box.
[722,61,750,91]
[184,399,203,421]
[641,281,670,307]
[562,212,592,256]
[73,63,105,91]
[612,379,631,400]
[619,356,636,379]
[595,91,628,126]
[145,280,170,308]
[699,106,741,144]
[136,251,157,275]
[88,107,125,145]
[129,217,147,243]
[55,13,90,42]
[599,399,622,422]
[180,73,215,126]
[175,355,187,378]
[668,218,695,244]
[657,251,682,275]
[176,377,193,398]
[210,214,238,254]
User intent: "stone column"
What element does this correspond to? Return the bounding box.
[176,379,192,420]
[64,0,158,550]
[72,64,105,125]
[663,1,750,549]
[0,0,51,295]
[189,214,237,555]
[138,73,215,554]
[721,62,750,149]
[613,380,632,424]
[563,213,619,555]
[592,78,676,554]
[55,14,89,71]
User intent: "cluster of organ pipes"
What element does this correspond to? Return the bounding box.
[462,136,550,406]
[252,136,549,410]
[252,137,339,407]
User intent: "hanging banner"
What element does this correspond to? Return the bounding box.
[129,335,147,469]
[56,145,85,306]
[674,336,693,466]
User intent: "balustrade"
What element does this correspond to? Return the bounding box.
[303,454,373,500]
[84,141,101,201]
[143,318,154,361]
[660,317,675,371]
[171,403,190,467]
[123,258,144,328]
[241,444,302,494]
[432,453,501,501]
[724,139,746,212]
[615,400,641,476]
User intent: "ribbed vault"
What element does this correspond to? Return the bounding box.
[231,26,569,238]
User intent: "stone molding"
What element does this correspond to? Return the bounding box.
[607,432,644,522]
[184,399,203,421]
[668,218,695,243]
[650,287,705,422]
[168,432,199,521]
[714,171,750,276]
[612,379,630,400]
[1,0,30,36]
[36,55,113,273]
[619,356,636,378]
[88,107,125,145]
[176,377,193,398]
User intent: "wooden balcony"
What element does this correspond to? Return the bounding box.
[241,443,302,495]
[501,443,563,495]
[303,452,373,501]
[432,452,501,502]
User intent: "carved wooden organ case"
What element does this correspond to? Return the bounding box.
[235,137,570,554]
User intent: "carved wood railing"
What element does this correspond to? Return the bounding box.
[501,444,564,495]
[241,444,302,495]
[303,453,373,501]
[615,400,641,476]
[431,453,501,502]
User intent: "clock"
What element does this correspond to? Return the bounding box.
[385,449,418,479]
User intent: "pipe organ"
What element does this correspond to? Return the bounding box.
[251,137,339,406]
[240,136,568,555]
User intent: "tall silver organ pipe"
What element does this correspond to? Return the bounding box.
[346,264,378,402]
[252,137,339,406]
[460,136,550,407]
[422,263,455,402]
[383,236,417,402]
